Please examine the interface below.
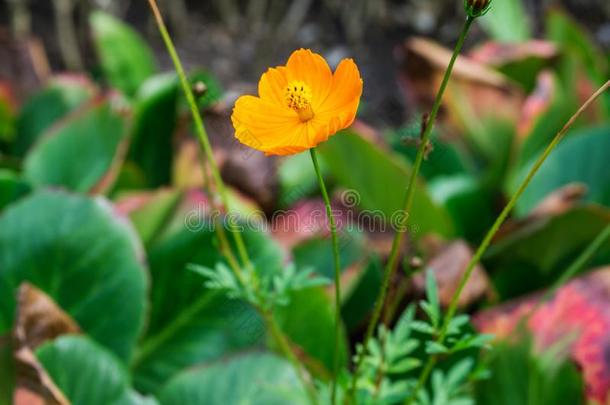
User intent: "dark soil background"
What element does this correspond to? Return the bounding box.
[1,0,609,127]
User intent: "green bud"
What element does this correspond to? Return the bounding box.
[464,0,492,18]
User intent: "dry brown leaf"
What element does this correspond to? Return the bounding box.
[14,283,80,350]
[494,183,587,240]
[399,37,524,132]
[529,183,588,218]
[469,40,558,67]
[14,348,69,405]
[13,388,46,405]
[173,138,206,189]
[516,70,556,139]
[412,240,493,308]
[405,37,511,87]
[0,31,49,100]
[474,267,610,404]
[12,283,79,405]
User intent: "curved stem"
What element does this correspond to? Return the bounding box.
[310,148,342,405]
[147,0,253,275]
[147,2,315,402]
[549,222,610,293]
[526,221,610,319]
[404,79,610,405]
[263,310,320,405]
[347,16,474,402]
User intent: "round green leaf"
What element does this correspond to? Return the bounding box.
[0,190,147,360]
[130,74,179,188]
[158,352,308,405]
[23,99,128,193]
[132,193,285,392]
[513,125,610,216]
[36,335,158,405]
[0,169,30,211]
[485,206,610,299]
[90,11,157,97]
[318,131,454,238]
[429,174,494,242]
[276,287,348,377]
[13,76,96,156]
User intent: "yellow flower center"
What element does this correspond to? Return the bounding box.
[285,80,314,122]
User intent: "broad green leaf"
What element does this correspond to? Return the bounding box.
[484,206,610,299]
[0,337,14,405]
[158,352,308,405]
[389,125,472,181]
[546,10,610,116]
[276,287,348,378]
[125,189,182,247]
[277,152,324,208]
[429,174,494,242]
[36,336,157,405]
[292,229,366,280]
[341,257,382,331]
[132,194,281,392]
[111,161,149,194]
[0,190,147,360]
[512,125,610,216]
[130,73,179,187]
[490,45,558,93]
[478,0,531,42]
[0,86,14,146]
[515,73,574,169]
[13,76,96,156]
[475,339,584,405]
[90,11,157,97]
[318,131,454,237]
[0,169,30,211]
[462,117,515,189]
[23,98,129,193]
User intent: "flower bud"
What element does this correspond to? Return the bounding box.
[464,0,492,18]
[192,81,208,99]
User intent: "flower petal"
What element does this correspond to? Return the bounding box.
[285,49,333,110]
[263,120,324,155]
[258,66,289,106]
[231,95,300,153]
[316,58,363,130]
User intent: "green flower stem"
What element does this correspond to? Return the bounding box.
[147,0,252,276]
[132,291,220,368]
[310,147,342,405]
[262,310,320,405]
[549,222,610,293]
[347,16,474,402]
[404,79,610,405]
[147,2,316,403]
[528,221,610,316]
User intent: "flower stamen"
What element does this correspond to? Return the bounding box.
[285,80,314,122]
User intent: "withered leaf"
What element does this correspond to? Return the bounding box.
[13,283,79,405]
[412,240,493,308]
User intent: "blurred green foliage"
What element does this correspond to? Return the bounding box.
[0,5,608,405]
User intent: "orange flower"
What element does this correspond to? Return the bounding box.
[231,49,363,156]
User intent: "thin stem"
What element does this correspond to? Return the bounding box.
[263,310,320,405]
[147,0,253,274]
[132,291,219,368]
[147,2,315,402]
[404,79,610,405]
[525,221,610,318]
[310,148,342,405]
[549,222,610,293]
[347,16,474,401]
